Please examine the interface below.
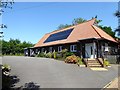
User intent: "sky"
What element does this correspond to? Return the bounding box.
[1,2,118,44]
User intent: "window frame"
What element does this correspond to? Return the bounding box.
[58,46,62,52]
[49,47,53,52]
[70,45,77,52]
[41,48,44,52]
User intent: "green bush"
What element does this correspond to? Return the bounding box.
[61,49,68,58]
[104,60,110,66]
[2,64,11,89]
[46,52,53,58]
[53,51,57,59]
[45,53,49,58]
[44,51,47,56]
[2,64,11,72]
[2,64,20,90]
[57,53,62,59]
[77,57,83,65]
[66,52,74,57]
[37,52,45,57]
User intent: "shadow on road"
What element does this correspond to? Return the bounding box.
[22,82,40,90]
[2,75,20,90]
[14,82,40,90]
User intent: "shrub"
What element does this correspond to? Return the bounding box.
[77,57,83,66]
[44,51,47,56]
[46,52,53,58]
[65,55,78,64]
[66,52,74,57]
[104,60,110,66]
[61,49,68,58]
[2,64,11,89]
[62,49,68,54]
[2,64,11,70]
[44,52,48,58]
[2,64,11,76]
[37,52,45,57]
[57,52,62,59]
[2,64,20,90]
[53,51,57,59]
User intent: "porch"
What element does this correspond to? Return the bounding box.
[79,38,118,67]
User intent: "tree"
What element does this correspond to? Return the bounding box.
[57,17,102,30]
[114,10,120,17]
[57,24,72,30]
[0,0,14,15]
[99,26,116,38]
[0,0,14,56]
[92,16,116,38]
[2,39,34,55]
[0,0,14,37]
[57,17,86,30]
[114,10,120,36]
[115,28,120,36]
[72,18,86,25]
[57,17,116,38]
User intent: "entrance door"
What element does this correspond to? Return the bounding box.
[85,43,96,59]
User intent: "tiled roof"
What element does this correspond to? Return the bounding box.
[34,18,117,47]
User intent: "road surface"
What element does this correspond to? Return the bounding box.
[2,56,119,88]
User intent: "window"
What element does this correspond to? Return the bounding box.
[58,46,62,52]
[105,43,109,52]
[44,29,73,43]
[49,47,53,52]
[70,45,77,52]
[35,49,38,53]
[41,48,44,52]
[91,46,93,55]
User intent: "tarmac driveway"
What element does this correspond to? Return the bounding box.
[2,56,118,88]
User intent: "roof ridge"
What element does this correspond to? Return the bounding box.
[91,25,102,38]
[92,25,117,43]
[46,18,96,34]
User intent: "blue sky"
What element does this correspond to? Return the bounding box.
[2,2,118,44]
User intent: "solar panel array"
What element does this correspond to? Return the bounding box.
[44,28,73,43]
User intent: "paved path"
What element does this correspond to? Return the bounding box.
[106,77,119,89]
[2,56,119,88]
[106,71,120,89]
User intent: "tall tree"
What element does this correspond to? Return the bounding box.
[0,0,14,37]
[99,26,116,38]
[114,10,120,36]
[0,0,14,15]
[114,10,120,17]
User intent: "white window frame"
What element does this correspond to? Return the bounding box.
[70,45,77,52]
[49,47,53,52]
[58,46,62,52]
[105,43,109,52]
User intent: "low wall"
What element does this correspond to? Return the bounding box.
[106,55,119,64]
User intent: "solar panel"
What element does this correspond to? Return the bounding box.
[44,28,73,43]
